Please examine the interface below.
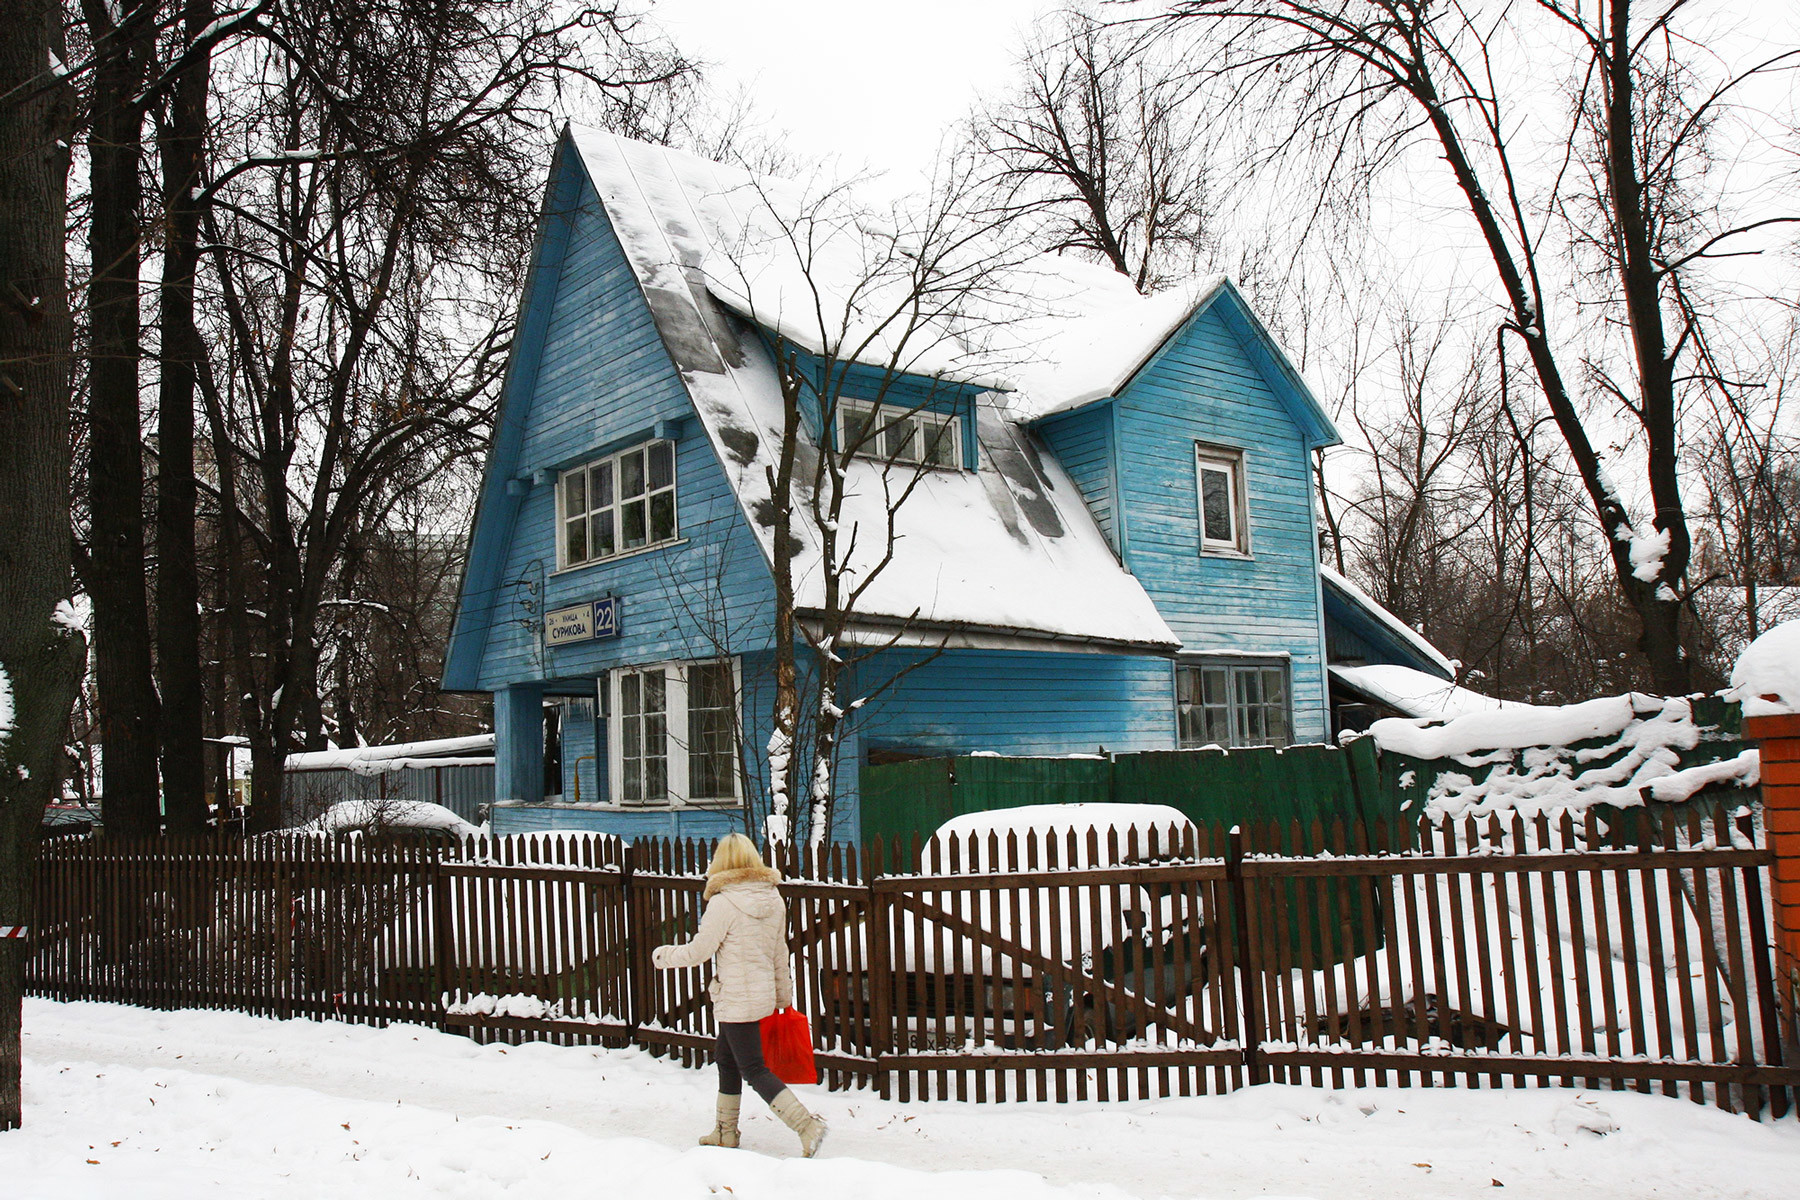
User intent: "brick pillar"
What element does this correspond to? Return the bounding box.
[1744,713,1800,993]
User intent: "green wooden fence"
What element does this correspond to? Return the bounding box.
[860,738,1399,855]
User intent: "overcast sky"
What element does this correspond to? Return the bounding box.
[650,0,1057,187]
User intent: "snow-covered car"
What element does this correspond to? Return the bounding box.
[818,804,1212,1050]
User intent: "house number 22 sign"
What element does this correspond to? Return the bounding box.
[544,596,622,647]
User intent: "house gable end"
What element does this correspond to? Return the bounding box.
[1108,294,1333,741]
[446,134,776,692]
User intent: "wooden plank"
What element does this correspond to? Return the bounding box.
[1440,816,1478,1088]
[1658,814,1701,1103]
[1463,817,1503,1087]
[1609,837,1650,1093]
[1510,814,1549,1064]
[1581,811,1622,1084]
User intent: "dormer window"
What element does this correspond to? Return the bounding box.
[838,399,961,469]
[559,440,677,569]
[1195,443,1248,555]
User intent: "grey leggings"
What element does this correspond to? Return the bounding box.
[715,1020,785,1102]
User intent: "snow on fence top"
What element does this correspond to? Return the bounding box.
[1368,694,1757,820]
[1726,618,1800,717]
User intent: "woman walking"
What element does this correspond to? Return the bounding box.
[652,833,827,1157]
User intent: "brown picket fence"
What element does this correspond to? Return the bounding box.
[24,807,1800,1118]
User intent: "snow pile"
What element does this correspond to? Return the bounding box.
[441,991,619,1024]
[1726,619,1800,717]
[1370,695,1757,819]
[303,798,483,838]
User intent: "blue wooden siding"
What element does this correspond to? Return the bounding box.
[848,648,1176,758]
[473,172,777,694]
[1112,305,1330,741]
[1034,404,1117,550]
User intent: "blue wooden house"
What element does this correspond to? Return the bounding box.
[442,130,1441,841]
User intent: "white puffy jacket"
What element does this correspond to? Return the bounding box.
[651,866,793,1024]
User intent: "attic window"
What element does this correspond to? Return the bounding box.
[838,399,961,469]
[559,440,677,569]
[1195,444,1247,555]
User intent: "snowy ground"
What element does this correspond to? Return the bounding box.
[5,1000,1797,1199]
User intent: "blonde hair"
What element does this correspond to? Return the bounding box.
[707,832,765,876]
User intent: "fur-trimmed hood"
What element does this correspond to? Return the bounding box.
[654,862,793,1023]
[703,865,782,900]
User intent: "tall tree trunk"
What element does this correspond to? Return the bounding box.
[83,0,161,835]
[0,0,85,1130]
[763,348,804,846]
[156,0,214,831]
[1602,0,1690,694]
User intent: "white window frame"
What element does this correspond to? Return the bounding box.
[1194,443,1248,555]
[556,439,678,571]
[607,658,742,808]
[1175,659,1291,749]
[837,398,962,469]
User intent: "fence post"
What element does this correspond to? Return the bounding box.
[1737,811,1789,1118]
[274,851,293,1021]
[868,866,895,1101]
[1226,825,1265,1085]
[622,843,647,1038]
[431,860,452,1032]
[1743,713,1800,1048]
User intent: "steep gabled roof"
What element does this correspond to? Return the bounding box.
[563,129,1183,653]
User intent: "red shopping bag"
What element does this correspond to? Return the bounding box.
[760,1006,818,1085]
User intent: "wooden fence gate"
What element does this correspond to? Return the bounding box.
[26,806,1800,1118]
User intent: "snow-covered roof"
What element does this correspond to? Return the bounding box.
[567,128,1231,422]
[1330,663,1519,721]
[301,799,484,838]
[569,129,1181,651]
[286,734,495,775]
[1320,567,1456,678]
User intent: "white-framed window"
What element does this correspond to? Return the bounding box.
[1195,443,1247,554]
[838,398,961,468]
[608,658,741,807]
[558,440,677,569]
[1176,660,1290,748]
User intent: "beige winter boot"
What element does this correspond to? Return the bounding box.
[769,1088,827,1157]
[699,1094,741,1148]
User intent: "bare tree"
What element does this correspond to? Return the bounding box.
[1163,0,1800,693]
[703,158,1018,847]
[186,1,691,830]
[971,7,1212,294]
[0,0,86,1131]
[1689,314,1800,662]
